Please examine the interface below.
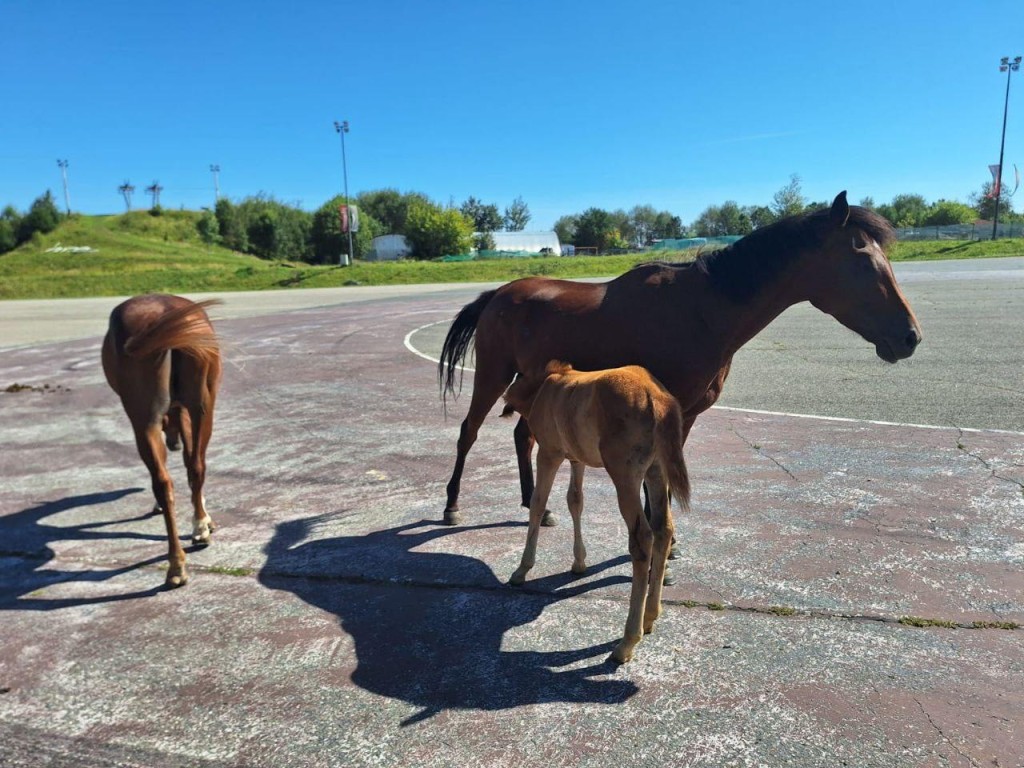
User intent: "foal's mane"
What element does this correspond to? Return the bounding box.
[688,205,896,304]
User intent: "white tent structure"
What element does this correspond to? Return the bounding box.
[486,231,561,254]
[367,234,412,262]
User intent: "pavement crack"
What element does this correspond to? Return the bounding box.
[955,427,1024,495]
[731,427,799,483]
[915,697,980,767]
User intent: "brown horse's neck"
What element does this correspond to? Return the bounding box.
[687,243,814,359]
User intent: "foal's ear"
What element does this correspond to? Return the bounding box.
[829,191,850,227]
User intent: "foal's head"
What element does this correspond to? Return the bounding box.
[502,361,573,419]
[804,192,922,363]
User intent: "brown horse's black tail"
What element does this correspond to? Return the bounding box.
[124,299,223,365]
[654,399,691,513]
[438,289,497,404]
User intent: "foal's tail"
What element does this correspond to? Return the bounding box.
[654,400,691,512]
[438,288,497,404]
[124,299,223,365]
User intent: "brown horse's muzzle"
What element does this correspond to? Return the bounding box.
[875,323,922,363]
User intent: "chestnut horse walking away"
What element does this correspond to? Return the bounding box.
[503,362,690,664]
[439,192,922,525]
[102,294,222,588]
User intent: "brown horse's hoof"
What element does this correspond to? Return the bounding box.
[443,507,461,526]
[668,543,681,561]
[541,510,557,527]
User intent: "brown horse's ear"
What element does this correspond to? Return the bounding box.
[829,191,850,227]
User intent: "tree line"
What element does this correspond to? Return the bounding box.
[1,176,1019,260]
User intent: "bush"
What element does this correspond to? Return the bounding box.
[404,200,474,260]
[196,210,221,244]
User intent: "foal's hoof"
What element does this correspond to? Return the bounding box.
[443,507,461,526]
[662,567,677,587]
[541,509,557,527]
[165,569,189,589]
[668,543,681,560]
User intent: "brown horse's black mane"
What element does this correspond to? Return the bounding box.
[647,205,895,304]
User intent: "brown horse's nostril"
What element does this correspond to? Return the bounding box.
[905,329,921,350]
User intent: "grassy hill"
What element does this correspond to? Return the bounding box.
[1,211,1022,300]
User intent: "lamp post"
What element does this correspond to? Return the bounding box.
[334,120,353,266]
[56,159,70,214]
[209,164,221,203]
[992,55,1021,240]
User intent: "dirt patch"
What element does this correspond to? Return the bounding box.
[4,382,71,394]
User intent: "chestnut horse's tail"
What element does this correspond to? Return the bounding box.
[654,398,691,511]
[438,288,498,404]
[124,299,223,364]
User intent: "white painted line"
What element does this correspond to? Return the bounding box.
[405,322,1024,437]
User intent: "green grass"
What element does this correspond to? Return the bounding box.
[1,212,1021,300]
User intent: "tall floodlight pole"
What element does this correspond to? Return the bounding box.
[334,120,353,266]
[56,159,70,214]
[992,56,1021,240]
[210,164,221,203]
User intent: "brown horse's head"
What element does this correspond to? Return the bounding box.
[805,192,922,363]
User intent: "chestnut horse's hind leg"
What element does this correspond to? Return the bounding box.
[607,465,652,665]
[443,364,513,525]
[175,356,218,546]
[641,465,674,636]
[130,414,188,588]
[514,416,557,527]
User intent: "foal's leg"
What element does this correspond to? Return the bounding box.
[607,467,652,664]
[642,466,674,635]
[567,460,587,574]
[176,357,218,546]
[444,364,513,525]
[509,448,561,585]
[514,416,556,526]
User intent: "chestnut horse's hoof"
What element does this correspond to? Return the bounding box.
[662,566,677,587]
[443,507,461,526]
[541,509,557,527]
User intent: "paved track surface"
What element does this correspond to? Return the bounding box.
[1,259,1022,766]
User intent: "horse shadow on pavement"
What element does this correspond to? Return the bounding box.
[0,488,172,609]
[258,515,639,724]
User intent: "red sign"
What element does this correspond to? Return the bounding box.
[338,205,349,233]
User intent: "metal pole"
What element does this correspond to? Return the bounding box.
[993,56,1021,239]
[57,159,70,214]
[335,120,353,266]
[210,164,220,203]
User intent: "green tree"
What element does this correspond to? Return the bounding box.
[970,183,1014,222]
[215,198,248,252]
[503,196,531,231]
[878,194,928,227]
[745,205,774,230]
[574,208,620,252]
[691,201,752,237]
[0,205,21,253]
[771,174,806,219]
[357,189,428,234]
[628,205,657,246]
[196,209,220,244]
[311,195,381,263]
[652,210,684,239]
[553,214,578,244]
[858,196,876,210]
[459,196,503,232]
[474,231,496,252]
[923,199,976,226]
[17,191,61,243]
[404,199,474,260]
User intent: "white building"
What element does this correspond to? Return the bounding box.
[485,231,561,255]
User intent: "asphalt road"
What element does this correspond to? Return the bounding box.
[1,258,1022,766]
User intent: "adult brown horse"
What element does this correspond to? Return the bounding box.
[438,192,922,525]
[102,294,222,587]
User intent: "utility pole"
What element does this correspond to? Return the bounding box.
[145,180,163,209]
[334,120,353,266]
[118,180,135,212]
[992,55,1021,239]
[210,164,221,203]
[56,159,71,214]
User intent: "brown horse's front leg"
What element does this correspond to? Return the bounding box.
[514,416,556,527]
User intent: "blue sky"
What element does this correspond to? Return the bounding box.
[3,0,1023,229]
